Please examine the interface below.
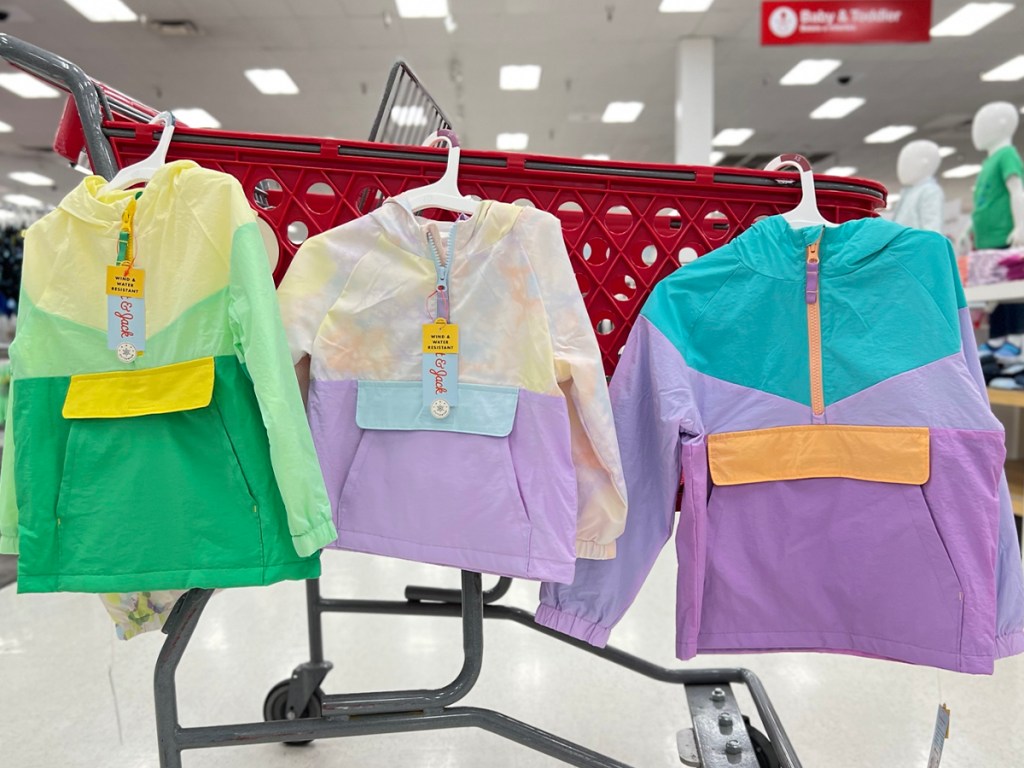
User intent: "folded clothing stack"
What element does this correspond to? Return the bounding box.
[983,339,1024,388]
[1002,252,1024,282]
[968,248,1012,286]
[966,247,1024,285]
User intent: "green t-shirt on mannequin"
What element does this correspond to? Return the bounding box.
[973,145,1024,249]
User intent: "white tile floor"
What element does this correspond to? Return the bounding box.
[1,546,1022,768]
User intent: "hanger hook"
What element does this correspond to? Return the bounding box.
[423,128,460,150]
[149,110,176,129]
[764,153,812,174]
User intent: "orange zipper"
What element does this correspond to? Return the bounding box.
[805,232,824,417]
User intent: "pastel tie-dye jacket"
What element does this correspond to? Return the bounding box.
[539,215,1024,674]
[0,161,337,593]
[277,199,627,583]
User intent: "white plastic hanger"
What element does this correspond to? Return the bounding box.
[391,131,479,215]
[99,111,176,194]
[764,154,838,229]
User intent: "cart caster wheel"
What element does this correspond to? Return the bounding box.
[263,680,324,747]
[742,716,781,768]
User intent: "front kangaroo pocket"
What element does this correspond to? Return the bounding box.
[702,424,963,655]
[701,478,964,654]
[56,359,263,583]
[338,427,531,557]
[340,379,529,559]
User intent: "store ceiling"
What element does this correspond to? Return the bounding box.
[0,0,1021,213]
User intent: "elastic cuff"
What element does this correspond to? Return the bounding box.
[535,604,611,647]
[575,539,616,560]
[0,532,18,555]
[996,629,1024,660]
[291,517,338,558]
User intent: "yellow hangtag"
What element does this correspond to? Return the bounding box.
[422,318,459,354]
[106,266,145,298]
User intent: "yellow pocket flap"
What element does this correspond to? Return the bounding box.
[62,357,215,419]
[708,425,930,486]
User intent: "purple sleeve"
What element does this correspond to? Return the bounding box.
[960,306,1024,657]
[535,316,704,648]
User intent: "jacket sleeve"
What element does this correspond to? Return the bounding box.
[949,243,1024,657]
[536,314,704,648]
[226,198,337,558]
[0,381,17,554]
[524,210,628,559]
[277,230,360,365]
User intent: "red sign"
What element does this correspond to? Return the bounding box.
[762,1,932,45]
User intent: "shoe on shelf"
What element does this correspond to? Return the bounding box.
[980,340,1023,361]
[1003,363,1024,377]
[990,375,1024,390]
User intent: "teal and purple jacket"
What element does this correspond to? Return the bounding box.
[538,214,1024,674]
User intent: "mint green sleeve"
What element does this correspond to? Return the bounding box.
[226,211,337,558]
[0,381,18,554]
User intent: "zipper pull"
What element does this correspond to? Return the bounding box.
[805,238,821,305]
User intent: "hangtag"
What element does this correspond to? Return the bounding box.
[422,318,459,354]
[107,295,146,354]
[927,704,950,768]
[106,266,145,298]
[107,266,146,355]
[423,352,459,416]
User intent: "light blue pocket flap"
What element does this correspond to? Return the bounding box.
[356,381,519,437]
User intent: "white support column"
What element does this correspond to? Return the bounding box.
[675,37,714,166]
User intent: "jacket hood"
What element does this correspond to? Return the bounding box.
[733,214,909,280]
[58,159,201,230]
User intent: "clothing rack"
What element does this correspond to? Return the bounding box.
[0,32,887,768]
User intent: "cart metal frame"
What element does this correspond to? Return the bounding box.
[0,31,824,768]
[154,574,796,768]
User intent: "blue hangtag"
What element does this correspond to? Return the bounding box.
[423,352,458,412]
[107,294,146,351]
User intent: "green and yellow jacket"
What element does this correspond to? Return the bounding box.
[0,160,336,593]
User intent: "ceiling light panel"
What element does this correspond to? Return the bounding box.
[395,0,449,18]
[390,105,427,126]
[9,171,54,186]
[170,108,221,128]
[712,128,754,147]
[943,164,983,178]
[601,102,645,123]
[709,151,726,165]
[62,0,137,22]
[982,55,1024,81]
[780,59,842,85]
[659,0,714,11]
[939,146,957,157]
[583,153,610,160]
[500,65,542,91]
[497,133,529,151]
[864,125,917,143]
[244,68,299,95]
[931,3,1014,37]
[0,73,60,99]
[810,97,865,119]
[0,120,12,133]
[4,193,43,208]
[823,166,858,177]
